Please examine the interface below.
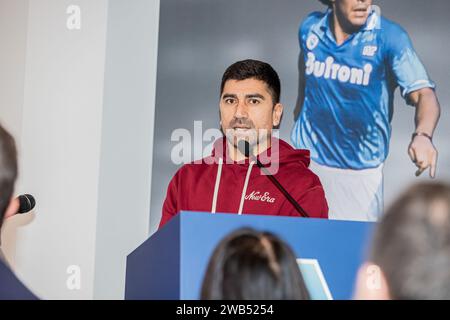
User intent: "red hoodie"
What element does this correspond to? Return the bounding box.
[159,138,328,228]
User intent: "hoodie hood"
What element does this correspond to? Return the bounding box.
[210,137,310,168]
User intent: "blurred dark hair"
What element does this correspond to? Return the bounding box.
[0,124,18,227]
[318,0,333,7]
[370,182,450,299]
[220,59,281,105]
[201,228,310,300]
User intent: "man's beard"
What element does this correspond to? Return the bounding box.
[222,118,271,156]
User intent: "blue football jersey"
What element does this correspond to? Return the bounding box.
[291,9,435,169]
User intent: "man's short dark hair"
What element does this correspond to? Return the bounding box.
[370,182,450,299]
[318,0,333,7]
[220,59,281,104]
[0,124,18,227]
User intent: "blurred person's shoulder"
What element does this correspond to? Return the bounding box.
[0,259,38,300]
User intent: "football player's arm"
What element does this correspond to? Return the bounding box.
[386,24,440,178]
[407,88,440,178]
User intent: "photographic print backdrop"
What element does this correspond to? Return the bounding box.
[150,0,450,232]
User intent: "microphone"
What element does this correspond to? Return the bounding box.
[238,140,309,218]
[17,194,36,214]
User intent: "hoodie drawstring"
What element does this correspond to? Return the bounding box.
[238,161,255,215]
[211,158,255,215]
[211,157,223,213]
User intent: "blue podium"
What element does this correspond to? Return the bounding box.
[125,211,373,300]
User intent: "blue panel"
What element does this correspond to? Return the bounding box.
[179,211,373,300]
[125,214,181,299]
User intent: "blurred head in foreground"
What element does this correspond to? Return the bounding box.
[355,182,450,299]
[201,227,310,300]
[0,123,18,229]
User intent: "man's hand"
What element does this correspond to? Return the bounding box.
[4,197,20,219]
[407,88,440,178]
[408,135,437,178]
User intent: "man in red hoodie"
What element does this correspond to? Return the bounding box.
[159,59,328,228]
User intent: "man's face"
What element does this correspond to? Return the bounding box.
[220,78,283,153]
[334,0,373,28]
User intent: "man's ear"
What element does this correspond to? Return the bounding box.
[4,196,19,220]
[272,103,283,127]
[353,262,391,300]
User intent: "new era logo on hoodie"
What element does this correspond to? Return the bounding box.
[245,191,276,204]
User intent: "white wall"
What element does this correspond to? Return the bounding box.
[0,0,27,140]
[93,0,159,299]
[7,0,108,299]
[0,0,159,299]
